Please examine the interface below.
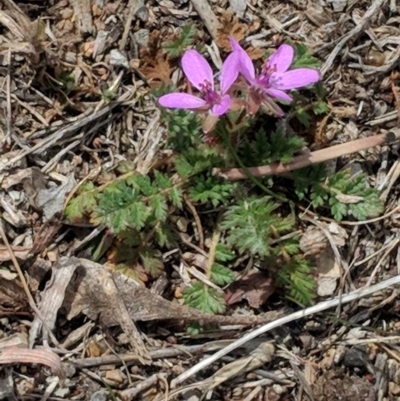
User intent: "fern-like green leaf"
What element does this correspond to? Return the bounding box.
[183,282,226,314]
[277,257,315,306]
[189,175,236,207]
[168,187,183,208]
[221,197,294,257]
[154,223,176,247]
[65,182,97,222]
[215,244,235,262]
[240,128,304,166]
[163,24,196,58]
[150,193,168,222]
[210,263,235,286]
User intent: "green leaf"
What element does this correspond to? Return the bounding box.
[221,197,294,257]
[128,173,156,196]
[240,128,305,166]
[93,181,148,233]
[313,100,330,115]
[189,175,236,207]
[349,192,383,220]
[210,263,235,286]
[65,182,97,222]
[168,187,183,208]
[277,257,315,306]
[295,107,312,127]
[139,247,164,278]
[292,43,321,69]
[183,282,226,314]
[154,171,171,189]
[282,238,300,255]
[330,200,347,221]
[215,244,235,262]
[154,223,177,247]
[150,194,168,222]
[163,24,196,58]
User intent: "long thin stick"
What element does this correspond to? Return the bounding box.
[171,274,400,387]
[214,130,400,181]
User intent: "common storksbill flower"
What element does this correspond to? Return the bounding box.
[158,49,239,131]
[230,38,320,116]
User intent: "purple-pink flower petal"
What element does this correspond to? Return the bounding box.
[266,44,294,74]
[220,52,240,94]
[229,37,255,83]
[211,94,231,116]
[158,93,207,109]
[273,69,320,90]
[181,50,214,91]
[265,88,293,102]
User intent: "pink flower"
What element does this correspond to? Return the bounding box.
[158,49,239,117]
[230,38,320,115]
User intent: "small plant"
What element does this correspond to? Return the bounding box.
[66,38,384,323]
[163,24,197,58]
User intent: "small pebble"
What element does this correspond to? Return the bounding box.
[365,50,385,66]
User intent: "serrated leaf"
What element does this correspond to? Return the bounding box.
[221,197,293,257]
[330,200,347,221]
[215,244,235,262]
[183,282,226,314]
[127,201,149,229]
[139,247,164,278]
[154,223,176,247]
[313,100,330,115]
[129,174,156,196]
[168,187,183,208]
[277,257,315,306]
[349,195,383,220]
[189,175,235,207]
[163,24,196,58]
[150,194,168,222]
[210,263,235,286]
[65,183,97,222]
[292,43,321,69]
[154,171,171,189]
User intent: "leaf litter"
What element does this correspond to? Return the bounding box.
[1,0,400,400]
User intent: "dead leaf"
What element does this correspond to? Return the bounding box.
[36,174,76,220]
[140,54,173,87]
[63,258,279,328]
[225,270,275,308]
[215,13,247,52]
[315,248,341,296]
[300,227,329,256]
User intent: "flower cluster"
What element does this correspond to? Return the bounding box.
[158,38,320,131]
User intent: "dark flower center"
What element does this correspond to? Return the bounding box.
[199,81,221,105]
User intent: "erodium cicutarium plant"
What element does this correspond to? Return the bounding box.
[158,37,320,131]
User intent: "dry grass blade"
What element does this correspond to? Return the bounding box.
[214,131,400,180]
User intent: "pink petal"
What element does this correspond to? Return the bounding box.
[158,93,207,109]
[211,94,231,116]
[181,50,214,91]
[273,68,320,90]
[266,44,294,74]
[220,52,239,94]
[265,88,293,102]
[229,37,255,83]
